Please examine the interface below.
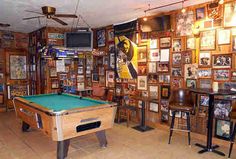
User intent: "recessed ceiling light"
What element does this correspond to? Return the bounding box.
[0,23,10,27]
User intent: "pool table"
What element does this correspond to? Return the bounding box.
[13,93,117,159]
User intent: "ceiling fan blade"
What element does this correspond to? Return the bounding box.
[52,17,68,25]
[23,16,45,20]
[25,10,43,15]
[54,14,78,18]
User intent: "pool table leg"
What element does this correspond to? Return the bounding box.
[57,139,70,159]
[22,121,30,132]
[95,130,107,148]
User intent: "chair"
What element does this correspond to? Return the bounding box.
[168,89,194,146]
[228,101,236,158]
[117,95,138,127]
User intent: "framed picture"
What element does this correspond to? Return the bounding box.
[149,85,158,100]
[148,62,157,73]
[138,45,147,62]
[149,102,159,113]
[232,35,236,52]
[182,51,192,64]
[199,52,211,67]
[218,29,231,45]
[172,78,183,89]
[199,95,209,107]
[160,49,170,62]
[200,30,216,50]
[92,72,99,82]
[214,100,231,119]
[78,66,84,74]
[212,55,231,69]
[198,69,212,78]
[150,39,159,49]
[160,85,170,99]
[99,76,105,86]
[186,79,197,88]
[97,29,106,47]
[199,79,212,89]
[215,119,232,141]
[232,71,236,81]
[106,71,114,87]
[137,76,147,90]
[51,79,59,89]
[107,29,114,42]
[176,11,194,36]
[213,70,230,81]
[77,75,84,82]
[224,1,236,27]
[98,66,105,75]
[149,49,160,61]
[161,111,169,122]
[148,74,158,84]
[186,37,196,50]
[159,74,170,84]
[138,62,147,75]
[49,67,57,77]
[196,7,205,21]
[157,63,169,72]
[172,53,182,66]
[184,64,198,79]
[160,100,169,112]
[109,53,115,69]
[10,55,27,80]
[172,38,182,52]
[160,37,171,48]
[171,67,182,77]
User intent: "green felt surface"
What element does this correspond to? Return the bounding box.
[21,93,108,112]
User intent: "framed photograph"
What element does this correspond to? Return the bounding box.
[10,55,27,79]
[138,62,147,75]
[196,7,205,20]
[99,76,105,86]
[107,29,114,42]
[137,76,147,90]
[172,38,182,52]
[160,49,170,62]
[213,70,230,81]
[161,111,169,122]
[186,37,196,50]
[97,29,106,47]
[148,74,158,84]
[157,63,169,72]
[215,119,232,141]
[214,100,231,119]
[176,11,194,36]
[172,53,182,66]
[200,30,216,50]
[149,102,159,113]
[160,37,171,48]
[199,95,209,107]
[212,55,231,68]
[199,52,211,67]
[98,66,105,75]
[218,29,231,45]
[159,74,170,84]
[182,51,192,64]
[160,85,170,99]
[224,1,236,27]
[150,39,159,49]
[149,49,160,61]
[109,53,115,69]
[185,64,198,79]
[148,62,157,73]
[78,66,84,74]
[51,79,59,89]
[172,78,183,89]
[232,71,236,81]
[149,85,158,100]
[138,45,147,62]
[186,79,197,88]
[171,67,182,77]
[232,35,236,52]
[77,75,84,82]
[92,72,99,82]
[106,71,114,87]
[198,69,212,78]
[199,79,212,89]
[49,68,57,77]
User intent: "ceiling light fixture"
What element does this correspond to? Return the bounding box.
[143,4,150,22]
[181,0,186,13]
[218,0,224,5]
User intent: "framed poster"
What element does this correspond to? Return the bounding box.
[97,29,106,47]
[224,1,236,27]
[200,30,216,50]
[148,62,157,73]
[212,55,231,68]
[215,119,232,141]
[149,102,159,113]
[176,11,194,36]
[199,52,211,67]
[172,38,182,52]
[159,75,170,84]
[137,76,147,90]
[172,78,183,89]
[218,29,231,45]
[109,53,115,69]
[51,79,59,89]
[214,100,231,119]
[10,55,27,80]
[138,62,147,75]
[160,37,171,48]
[196,7,205,21]
[213,70,230,81]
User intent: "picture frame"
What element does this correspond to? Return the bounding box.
[138,62,147,75]
[232,71,236,81]
[92,72,99,82]
[107,29,114,42]
[172,38,182,52]
[106,71,115,87]
[199,79,212,89]
[138,45,147,62]
[97,29,106,47]
[51,79,59,89]
[150,39,159,49]
[137,76,147,90]
[77,66,84,74]
[213,69,230,81]
[160,85,170,99]
[224,1,236,27]
[10,55,27,80]
[212,54,232,69]
[182,51,192,64]
[172,78,183,89]
[160,37,171,48]
[186,79,197,88]
[159,74,170,84]
[186,37,196,50]
[171,67,182,77]
[148,74,158,84]
[157,63,169,72]
[198,68,212,78]
[218,29,231,45]
[148,62,157,73]
[215,119,232,141]
[172,53,182,66]
[99,76,106,86]
[160,49,170,62]
[109,53,115,69]
[196,7,205,21]
[200,30,216,50]
[149,85,159,100]
[214,100,231,120]
[232,35,236,52]
[149,49,160,61]
[199,95,209,107]
[199,52,211,67]
[176,11,194,36]
[149,102,159,113]
[184,64,198,79]
[49,67,57,77]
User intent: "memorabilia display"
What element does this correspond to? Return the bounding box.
[232,71,236,81]
[107,29,114,42]
[182,51,192,64]
[159,74,170,84]
[199,79,212,89]
[172,78,183,89]
[200,30,216,50]
[138,63,147,75]
[232,35,236,52]
[157,63,169,72]
[148,74,158,84]
[212,55,231,68]
[10,55,27,79]
[148,62,157,73]
[150,39,159,49]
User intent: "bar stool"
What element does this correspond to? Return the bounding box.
[168,89,194,145]
[228,101,236,158]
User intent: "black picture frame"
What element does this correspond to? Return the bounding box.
[215,119,232,141]
[160,85,170,99]
[97,29,106,47]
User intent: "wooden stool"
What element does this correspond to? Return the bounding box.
[168,89,194,146]
[228,101,236,159]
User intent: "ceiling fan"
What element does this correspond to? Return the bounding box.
[23,6,78,25]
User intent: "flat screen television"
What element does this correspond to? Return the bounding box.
[64,31,93,51]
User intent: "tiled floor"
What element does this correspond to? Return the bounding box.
[0,111,235,159]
